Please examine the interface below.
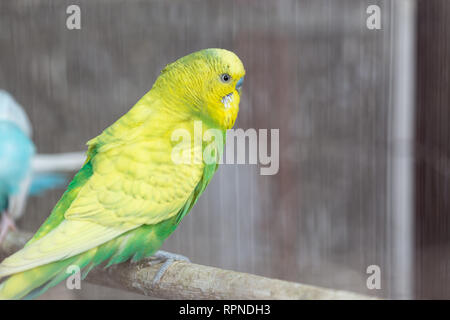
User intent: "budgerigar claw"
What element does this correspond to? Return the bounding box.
[148,250,190,285]
[0,212,17,243]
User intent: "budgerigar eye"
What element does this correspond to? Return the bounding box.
[220,73,231,83]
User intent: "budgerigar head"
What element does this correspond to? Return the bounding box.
[154,48,245,130]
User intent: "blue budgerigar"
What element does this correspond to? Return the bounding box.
[0,90,74,242]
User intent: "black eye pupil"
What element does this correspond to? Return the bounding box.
[222,74,230,82]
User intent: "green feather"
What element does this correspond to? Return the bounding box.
[26,160,93,246]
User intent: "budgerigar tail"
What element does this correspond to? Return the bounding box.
[0,222,170,300]
[0,253,88,299]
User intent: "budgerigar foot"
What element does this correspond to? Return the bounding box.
[0,212,17,243]
[148,250,190,285]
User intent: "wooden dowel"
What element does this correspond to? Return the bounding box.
[0,230,376,300]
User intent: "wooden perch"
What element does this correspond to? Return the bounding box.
[0,230,376,300]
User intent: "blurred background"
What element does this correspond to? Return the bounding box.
[0,0,448,299]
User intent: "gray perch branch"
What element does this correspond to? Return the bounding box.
[1,230,376,300]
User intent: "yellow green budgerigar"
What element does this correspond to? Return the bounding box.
[0,48,245,299]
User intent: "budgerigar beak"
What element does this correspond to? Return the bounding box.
[236,77,244,94]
